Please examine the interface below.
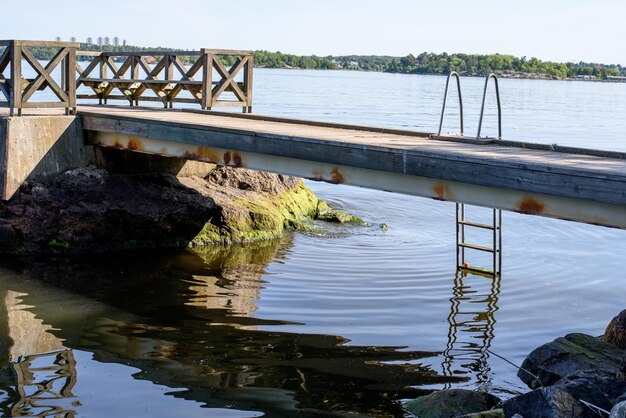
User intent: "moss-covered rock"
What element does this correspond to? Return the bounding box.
[0,166,336,254]
[403,389,501,418]
[315,199,366,225]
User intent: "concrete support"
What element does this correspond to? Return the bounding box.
[0,116,92,200]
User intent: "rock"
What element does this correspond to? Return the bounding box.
[0,165,325,254]
[605,310,626,349]
[503,383,611,418]
[0,224,18,250]
[315,200,366,225]
[557,369,626,404]
[611,401,626,418]
[317,209,365,224]
[518,333,623,388]
[403,389,501,418]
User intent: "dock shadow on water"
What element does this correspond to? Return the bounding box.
[0,238,504,417]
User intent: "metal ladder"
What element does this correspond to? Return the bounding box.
[456,204,502,277]
[439,73,503,277]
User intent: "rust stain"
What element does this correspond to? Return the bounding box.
[223,151,231,165]
[113,140,124,148]
[517,196,545,214]
[127,139,143,151]
[432,182,450,200]
[183,151,201,159]
[310,171,324,181]
[330,168,345,184]
[197,146,220,162]
[233,152,243,167]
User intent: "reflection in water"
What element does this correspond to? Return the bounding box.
[9,350,78,417]
[442,270,501,390]
[0,239,472,417]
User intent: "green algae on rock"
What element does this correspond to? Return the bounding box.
[0,165,359,254]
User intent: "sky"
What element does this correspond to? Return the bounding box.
[2,0,625,65]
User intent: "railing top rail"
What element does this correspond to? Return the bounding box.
[76,51,103,57]
[93,50,203,57]
[201,48,253,56]
[76,49,253,58]
[0,40,80,48]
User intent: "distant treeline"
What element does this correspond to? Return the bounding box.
[24,43,626,80]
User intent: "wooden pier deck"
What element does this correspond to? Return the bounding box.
[78,105,626,229]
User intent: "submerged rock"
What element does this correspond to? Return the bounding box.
[403,389,501,418]
[605,310,626,349]
[0,165,336,254]
[315,200,366,225]
[518,333,623,389]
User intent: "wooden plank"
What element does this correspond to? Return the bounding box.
[67,47,77,112]
[201,53,212,109]
[21,101,73,108]
[101,51,202,57]
[244,56,253,111]
[10,45,22,115]
[76,51,102,57]
[201,48,253,56]
[77,95,206,104]
[78,77,202,86]
[6,40,80,48]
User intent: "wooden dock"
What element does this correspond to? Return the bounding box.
[79,105,626,229]
[1,39,625,229]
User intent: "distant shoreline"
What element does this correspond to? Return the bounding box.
[255,66,626,83]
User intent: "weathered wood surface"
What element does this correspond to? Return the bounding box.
[78,106,626,211]
[76,49,253,112]
[0,40,77,115]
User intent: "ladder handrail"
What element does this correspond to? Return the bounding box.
[476,73,502,139]
[438,71,464,136]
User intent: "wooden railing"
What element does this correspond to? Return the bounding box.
[76,49,253,112]
[0,40,79,116]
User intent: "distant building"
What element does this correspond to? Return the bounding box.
[70,36,76,43]
[97,37,103,46]
[122,39,128,47]
[104,36,110,45]
[113,37,120,47]
[55,36,61,42]
[86,37,93,44]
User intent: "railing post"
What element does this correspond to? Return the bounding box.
[201,49,213,110]
[9,42,22,116]
[66,46,77,115]
[99,55,107,105]
[244,54,253,113]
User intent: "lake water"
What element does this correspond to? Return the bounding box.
[1,69,625,417]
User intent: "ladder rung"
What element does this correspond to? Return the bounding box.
[458,220,495,230]
[459,243,494,253]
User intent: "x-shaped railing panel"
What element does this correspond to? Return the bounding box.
[76,48,253,112]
